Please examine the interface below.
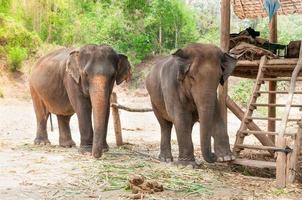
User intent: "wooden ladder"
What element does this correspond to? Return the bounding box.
[233,55,302,187]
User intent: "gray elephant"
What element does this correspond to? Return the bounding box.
[146,43,237,165]
[29,44,131,158]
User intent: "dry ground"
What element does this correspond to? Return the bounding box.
[0,69,302,199]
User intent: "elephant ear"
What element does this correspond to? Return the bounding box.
[220,53,237,85]
[116,54,131,85]
[172,49,191,81]
[66,49,81,84]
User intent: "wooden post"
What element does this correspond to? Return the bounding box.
[219,0,231,126]
[276,136,287,188]
[286,121,302,183]
[268,14,278,143]
[111,92,123,146]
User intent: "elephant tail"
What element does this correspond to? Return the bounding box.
[49,113,53,132]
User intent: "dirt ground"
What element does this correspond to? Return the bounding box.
[1,72,302,199]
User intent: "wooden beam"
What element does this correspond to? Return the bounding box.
[268,14,278,144]
[219,0,231,126]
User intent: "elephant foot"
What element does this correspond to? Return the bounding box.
[158,152,173,162]
[216,154,235,162]
[215,147,235,162]
[34,137,51,145]
[79,144,92,155]
[59,139,76,148]
[102,142,109,153]
[174,158,201,169]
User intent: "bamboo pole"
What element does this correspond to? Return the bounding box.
[219,0,231,127]
[111,92,123,146]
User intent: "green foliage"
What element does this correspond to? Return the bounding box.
[0,14,41,52]
[230,79,254,107]
[7,46,27,71]
[0,0,11,13]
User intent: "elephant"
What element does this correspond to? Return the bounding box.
[29,44,131,158]
[146,43,237,165]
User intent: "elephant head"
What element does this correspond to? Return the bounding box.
[66,44,131,158]
[173,43,237,163]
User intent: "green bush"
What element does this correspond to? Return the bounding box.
[7,46,27,71]
[230,79,254,107]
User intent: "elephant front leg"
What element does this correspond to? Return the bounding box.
[212,100,235,162]
[76,104,94,155]
[57,115,76,148]
[174,114,196,167]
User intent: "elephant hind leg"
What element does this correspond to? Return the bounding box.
[57,115,75,148]
[31,87,51,145]
[152,103,173,162]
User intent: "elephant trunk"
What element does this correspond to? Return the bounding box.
[194,89,217,163]
[89,76,110,158]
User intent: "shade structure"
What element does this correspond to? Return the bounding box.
[232,0,302,19]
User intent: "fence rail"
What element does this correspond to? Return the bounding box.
[110,92,153,146]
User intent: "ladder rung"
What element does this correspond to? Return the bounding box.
[259,78,302,81]
[263,64,296,69]
[251,103,302,107]
[257,91,302,94]
[246,117,300,121]
[240,130,295,136]
[232,158,276,169]
[235,144,280,151]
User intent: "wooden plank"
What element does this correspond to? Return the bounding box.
[240,130,295,136]
[246,117,300,121]
[236,59,298,66]
[232,158,276,169]
[111,92,123,146]
[260,78,302,81]
[252,103,302,107]
[257,91,302,94]
[235,144,280,151]
[264,65,297,69]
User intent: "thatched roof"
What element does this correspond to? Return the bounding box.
[232,0,302,19]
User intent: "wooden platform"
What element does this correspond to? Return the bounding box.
[233,58,299,78]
